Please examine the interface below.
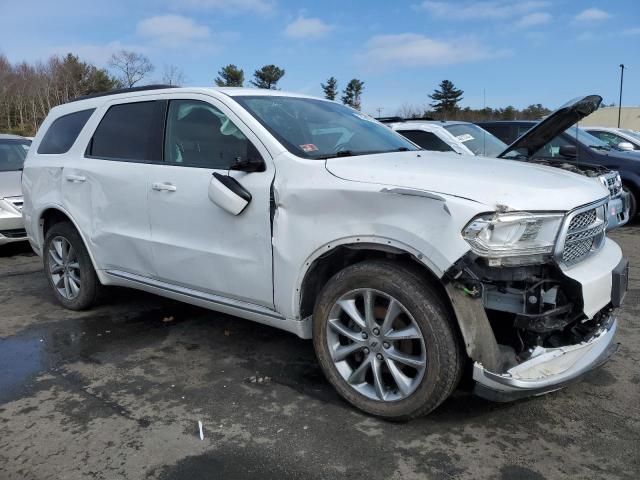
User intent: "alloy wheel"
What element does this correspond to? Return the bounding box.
[326,288,427,402]
[48,236,81,300]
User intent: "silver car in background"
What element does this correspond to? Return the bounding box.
[0,134,30,245]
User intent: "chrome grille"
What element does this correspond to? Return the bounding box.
[568,209,596,231]
[607,177,622,197]
[557,201,607,266]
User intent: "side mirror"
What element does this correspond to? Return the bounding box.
[559,145,577,158]
[208,172,252,215]
[617,141,635,151]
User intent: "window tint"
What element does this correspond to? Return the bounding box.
[164,99,257,169]
[398,130,455,153]
[37,109,94,154]
[89,101,164,161]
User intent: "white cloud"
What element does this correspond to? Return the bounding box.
[137,15,210,47]
[177,0,274,14]
[361,33,509,68]
[284,16,333,38]
[515,12,551,28]
[418,1,549,20]
[574,8,611,22]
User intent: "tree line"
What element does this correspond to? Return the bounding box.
[0,50,552,137]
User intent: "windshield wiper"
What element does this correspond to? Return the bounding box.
[589,145,611,151]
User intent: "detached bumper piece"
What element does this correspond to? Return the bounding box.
[473,313,618,402]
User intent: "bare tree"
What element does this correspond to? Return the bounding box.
[108,50,154,88]
[162,64,186,86]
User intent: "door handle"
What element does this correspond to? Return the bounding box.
[65,174,86,183]
[152,182,177,192]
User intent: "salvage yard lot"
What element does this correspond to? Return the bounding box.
[1,228,639,480]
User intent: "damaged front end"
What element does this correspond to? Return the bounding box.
[445,201,627,401]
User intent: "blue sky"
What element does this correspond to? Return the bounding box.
[1,0,639,115]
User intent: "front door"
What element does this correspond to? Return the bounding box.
[147,97,275,308]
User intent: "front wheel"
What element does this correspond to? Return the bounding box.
[313,260,463,419]
[623,185,637,219]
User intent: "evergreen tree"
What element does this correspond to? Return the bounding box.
[215,64,244,87]
[321,76,338,100]
[250,65,285,89]
[341,79,365,110]
[429,80,464,114]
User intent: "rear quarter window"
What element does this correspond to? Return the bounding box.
[37,109,95,154]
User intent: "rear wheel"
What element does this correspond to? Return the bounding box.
[313,260,463,419]
[43,222,103,310]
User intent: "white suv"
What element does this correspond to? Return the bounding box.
[22,86,628,418]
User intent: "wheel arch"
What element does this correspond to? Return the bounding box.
[38,205,104,281]
[295,237,456,328]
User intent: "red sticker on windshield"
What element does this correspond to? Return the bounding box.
[299,144,319,152]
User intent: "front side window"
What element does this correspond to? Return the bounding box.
[443,123,507,157]
[164,100,256,169]
[398,130,455,153]
[37,109,94,154]
[89,101,164,161]
[0,139,30,172]
[590,130,636,149]
[234,96,417,159]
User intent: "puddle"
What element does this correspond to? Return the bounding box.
[0,301,206,404]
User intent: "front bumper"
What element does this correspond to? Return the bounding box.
[0,197,27,246]
[473,313,618,402]
[606,192,630,230]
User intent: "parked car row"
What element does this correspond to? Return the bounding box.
[16,86,628,419]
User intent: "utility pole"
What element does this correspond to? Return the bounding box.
[618,64,625,128]
[376,107,383,118]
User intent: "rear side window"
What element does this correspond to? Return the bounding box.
[398,130,454,153]
[88,101,165,161]
[37,109,94,154]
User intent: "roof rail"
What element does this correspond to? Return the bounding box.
[68,84,178,103]
[375,116,436,123]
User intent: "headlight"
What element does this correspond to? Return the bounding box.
[462,212,564,266]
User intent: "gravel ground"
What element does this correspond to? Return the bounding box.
[0,226,638,480]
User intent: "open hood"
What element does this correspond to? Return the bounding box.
[498,95,602,158]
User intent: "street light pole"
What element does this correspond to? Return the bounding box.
[618,64,625,128]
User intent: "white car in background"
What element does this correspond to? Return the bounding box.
[0,134,30,245]
[22,86,627,418]
[583,127,640,151]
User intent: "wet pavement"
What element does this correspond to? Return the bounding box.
[1,229,639,480]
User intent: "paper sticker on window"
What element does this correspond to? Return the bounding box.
[21,144,30,151]
[456,134,474,143]
[299,143,319,152]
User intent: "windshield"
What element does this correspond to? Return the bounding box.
[233,96,418,159]
[566,126,612,151]
[0,139,30,172]
[442,123,507,157]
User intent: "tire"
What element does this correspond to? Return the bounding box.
[313,259,464,419]
[623,185,637,219]
[43,222,103,310]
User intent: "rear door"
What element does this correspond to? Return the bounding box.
[63,99,165,276]
[146,95,275,307]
